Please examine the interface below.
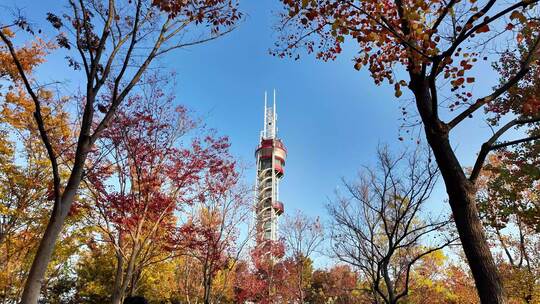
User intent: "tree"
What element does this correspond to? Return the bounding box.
[0,43,51,302]
[275,1,540,302]
[281,211,324,303]
[476,153,540,303]
[328,146,453,304]
[74,245,116,303]
[306,265,364,304]
[82,78,237,304]
[0,28,61,249]
[0,0,241,302]
[405,251,455,304]
[73,244,181,303]
[0,31,81,302]
[0,27,49,84]
[234,240,290,304]
[476,26,540,303]
[182,171,252,304]
[444,265,480,304]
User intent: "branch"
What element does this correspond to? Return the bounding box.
[90,13,167,143]
[279,23,326,55]
[155,26,236,57]
[469,116,540,181]
[69,0,90,77]
[431,0,458,32]
[0,30,62,209]
[447,70,528,129]
[490,134,540,150]
[395,237,457,302]
[448,34,540,130]
[440,0,537,60]
[97,0,142,92]
[346,0,432,60]
[89,0,114,86]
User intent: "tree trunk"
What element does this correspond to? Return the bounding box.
[19,129,92,304]
[446,187,506,304]
[203,278,212,304]
[409,75,506,304]
[381,261,396,304]
[19,186,78,304]
[422,114,506,304]
[112,244,139,304]
[129,268,142,298]
[111,252,125,304]
[111,284,123,304]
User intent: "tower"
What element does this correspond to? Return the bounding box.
[255,91,286,242]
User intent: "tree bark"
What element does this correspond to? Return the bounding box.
[19,185,80,304]
[381,261,396,304]
[111,245,139,304]
[111,252,125,304]
[203,279,212,304]
[445,184,506,304]
[414,84,507,303]
[408,75,506,304]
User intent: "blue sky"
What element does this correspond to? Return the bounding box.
[7,0,508,244]
[159,0,502,221]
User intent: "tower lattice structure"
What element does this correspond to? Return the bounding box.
[254,91,286,242]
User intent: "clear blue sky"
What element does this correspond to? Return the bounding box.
[8,0,506,231]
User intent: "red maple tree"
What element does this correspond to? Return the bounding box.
[84,77,235,304]
[234,240,293,304]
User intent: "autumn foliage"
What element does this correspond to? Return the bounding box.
[1,0,540,303]
[275,1,540,303]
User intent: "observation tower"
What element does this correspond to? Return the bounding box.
[255,91,286,242]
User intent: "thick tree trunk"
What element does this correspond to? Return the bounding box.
[409,76,506,304]
[19,136,91,304]
[445,186,506,304]
[381,261,396,304]
[111,287,123,304]
[423,113,506,304]
[19,187,78,304]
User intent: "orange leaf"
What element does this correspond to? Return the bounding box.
[453,78,465,86]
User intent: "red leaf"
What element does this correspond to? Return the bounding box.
[475,24,490,33]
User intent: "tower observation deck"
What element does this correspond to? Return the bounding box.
[255,91,286,242]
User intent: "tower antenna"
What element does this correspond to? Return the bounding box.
[263,91,267,138]
[273,89,276,135]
